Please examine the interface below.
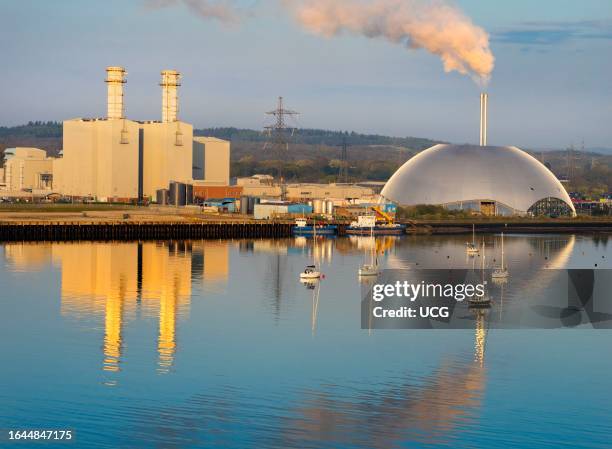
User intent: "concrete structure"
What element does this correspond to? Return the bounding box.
[54,67,198,202]
[285,183,375,201]
[3,147,54,192]
[105,67,127,120]
[381,144,576,216]
[54,119,140,200]
[160,70,180,124]
[193,137,230,185]
[239,182,375,201]
[140,120,193,198]
[480,93,488,146]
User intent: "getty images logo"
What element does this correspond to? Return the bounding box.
[372,280,487,302]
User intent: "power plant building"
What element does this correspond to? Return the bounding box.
[193,137,230,186]
[53,67,224,202]
[54,118,141,200]
[140,120,193,198]
[3,147,55,192]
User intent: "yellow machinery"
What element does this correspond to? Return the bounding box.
[372,206,395,224]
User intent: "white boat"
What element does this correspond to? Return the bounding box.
[359,225,379,276]
[492,232,509,280]
[359,264,379,276]
[466,224,480,255]
[300,265,321,280]
[300,219,321,280]
[469,240,491,308]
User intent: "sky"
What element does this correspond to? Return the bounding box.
[0,0,611,149]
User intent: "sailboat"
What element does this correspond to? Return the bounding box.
[469,240,491,308]
[300,219,322,280]
[466,224,479,255]
[359,225,379,276]
[492,232,509,280]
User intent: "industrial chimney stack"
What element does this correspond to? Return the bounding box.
[105,66,127,120]
[160,70,181,123]
[479,92,488,146]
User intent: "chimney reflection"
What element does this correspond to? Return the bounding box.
[42,240,230,379]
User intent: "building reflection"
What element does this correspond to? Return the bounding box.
[1,240,230,379]
[279,317,488,448]
[3,242,53,272]
[141,242,192,374]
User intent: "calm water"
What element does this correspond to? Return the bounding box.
[1,234,611,448]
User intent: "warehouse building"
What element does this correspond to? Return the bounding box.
[254,202,313,220]
[236,176,376,201]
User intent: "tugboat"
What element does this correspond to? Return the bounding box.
[292,218,338,236]
[346,208,406,236]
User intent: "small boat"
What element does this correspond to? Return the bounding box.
[359,225,379,276]
[469,241,491,308]
[300,265,321,280]
[492,232,509,280]
[292,218,338,236]
[469,295,492,308]
[346,214,406,235]
[300,219,322,280]
[466,224,479,255]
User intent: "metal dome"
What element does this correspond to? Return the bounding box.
[381,144,575,216]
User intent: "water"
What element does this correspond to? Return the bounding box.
[1,234,611,448]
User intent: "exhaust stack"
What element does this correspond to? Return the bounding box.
[105,66,127,120]
[160,70,181,123]
[479,92,488,146]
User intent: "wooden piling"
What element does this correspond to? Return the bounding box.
[0,221,295,242]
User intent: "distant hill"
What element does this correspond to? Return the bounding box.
[0,121,62,138]
[0,122,610,191]
[196,127,440,150]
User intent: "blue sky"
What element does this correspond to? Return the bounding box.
[0,0,611,149]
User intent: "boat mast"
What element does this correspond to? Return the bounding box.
[501,232,505,270]
[370,225,375,266]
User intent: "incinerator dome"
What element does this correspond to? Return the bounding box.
[381,144,575,216]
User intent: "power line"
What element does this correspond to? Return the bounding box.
[263,97,299,189]
[338,135,349,183]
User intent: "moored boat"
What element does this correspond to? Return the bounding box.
[292,218,338,236]
[346,215,406,235]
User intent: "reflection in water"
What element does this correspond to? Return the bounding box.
[2,234,611,448]
[276,314,488,448]
[4,240,230,381]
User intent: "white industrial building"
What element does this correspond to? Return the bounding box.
[3,147,54,192]
[381,95,575,217]
[53,67,227,202]
[193,137,230,186]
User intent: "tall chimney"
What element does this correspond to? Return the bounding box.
[105,66,127,120]
[479,92,488,146]
[160,70,181,123]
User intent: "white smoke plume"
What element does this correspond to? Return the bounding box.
[144,0,241,23]
[284,0,495,84]
[146,0,495,84]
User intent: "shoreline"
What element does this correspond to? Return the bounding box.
[0,215,612,242]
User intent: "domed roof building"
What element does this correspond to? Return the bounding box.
[381,144,575,216]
